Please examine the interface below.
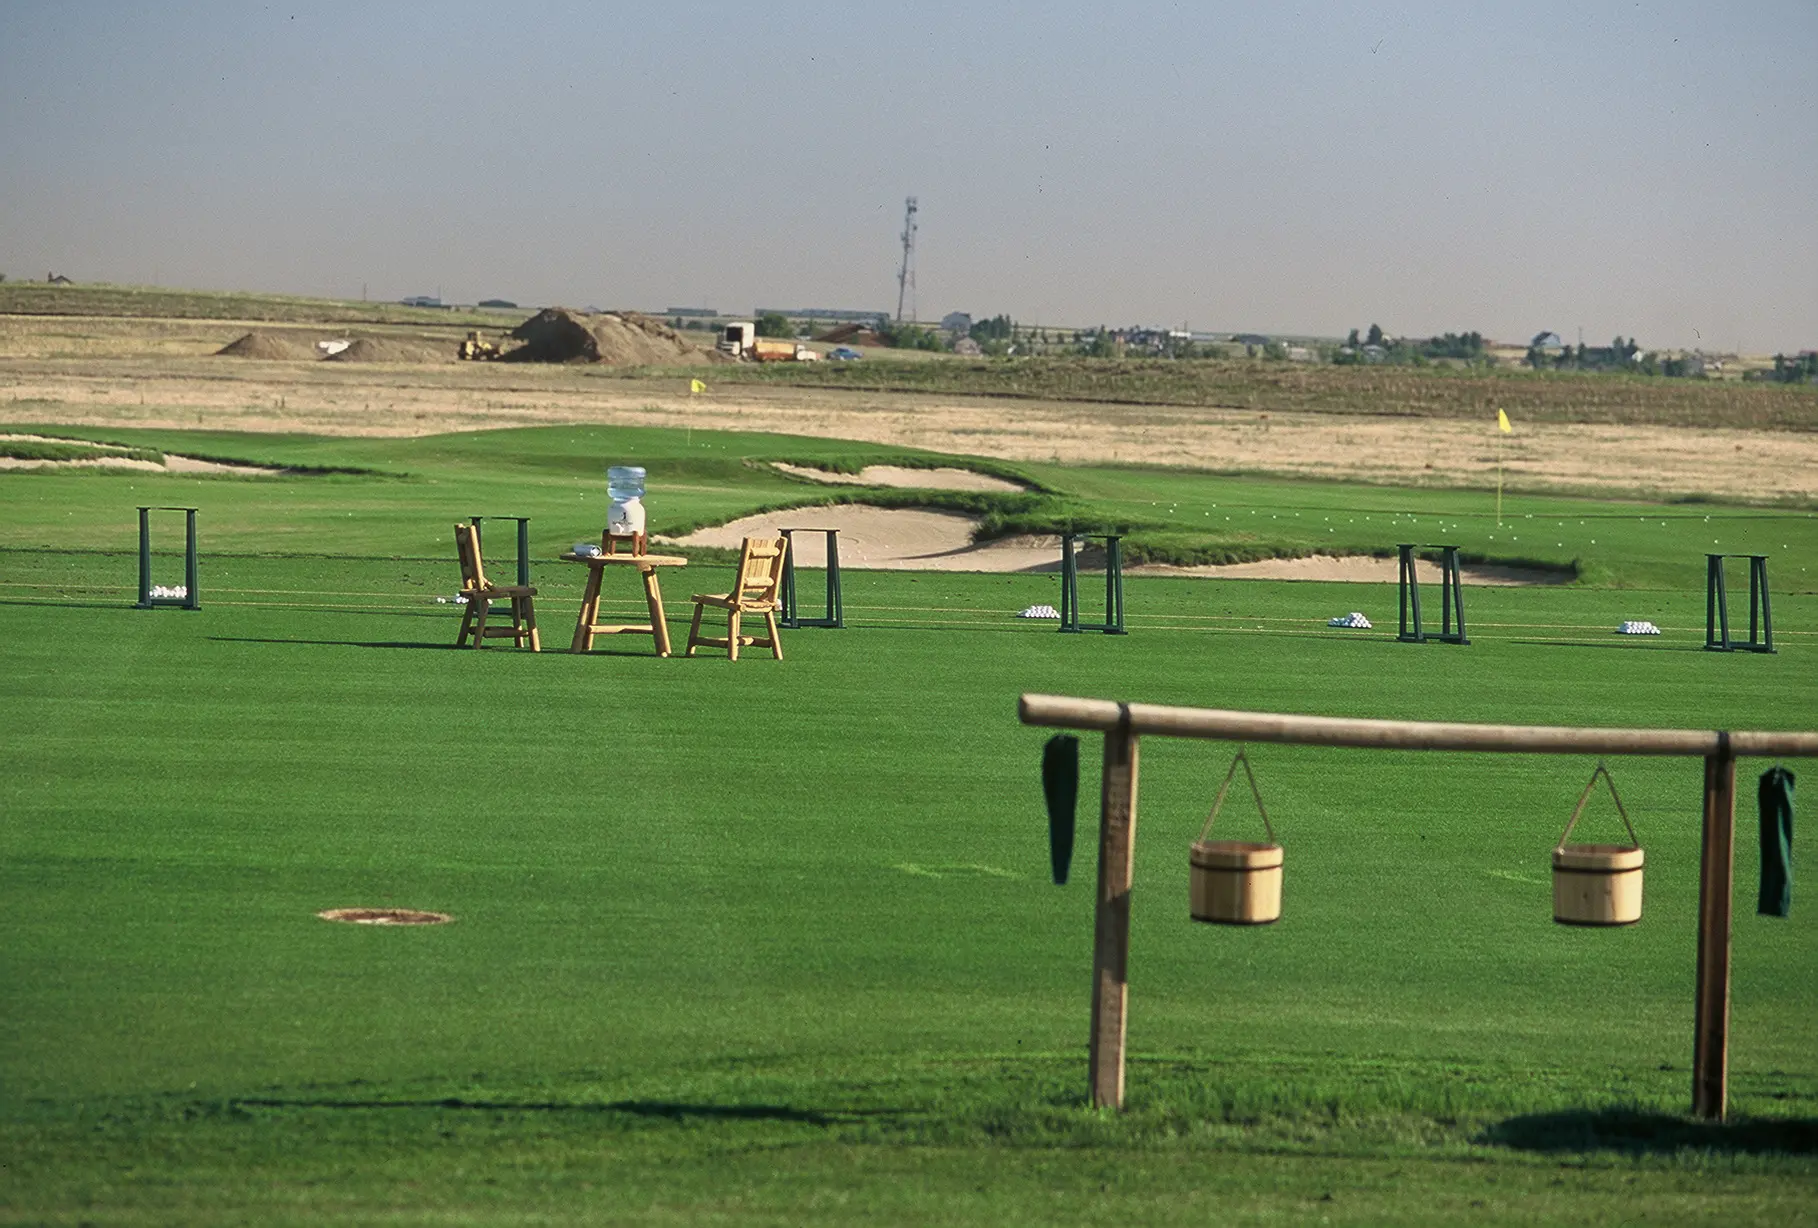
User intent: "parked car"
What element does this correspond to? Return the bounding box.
[828,346,863,361]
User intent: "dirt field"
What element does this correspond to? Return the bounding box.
[3,355,1812,505]
[2,303,1813,506]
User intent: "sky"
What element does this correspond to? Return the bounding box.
[2,1,1813,352]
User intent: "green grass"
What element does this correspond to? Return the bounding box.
[2,427,1815,1223]
[0,280,531,328]
[9,422,1817,590]
[0,439,163,464]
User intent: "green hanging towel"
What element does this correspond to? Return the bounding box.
[1042,735,1079,885]
[1758,766,1794,918]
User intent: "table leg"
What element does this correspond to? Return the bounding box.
[572,565,604,653]
[643,568,672,657]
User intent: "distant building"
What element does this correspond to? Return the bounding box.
[759,307,887,324]
[665,306,718,317]
[952,337,983,357]
[941,311,973,334]
[1230,333,1270,347]
[400,295,442,308]
[478,298,518,309]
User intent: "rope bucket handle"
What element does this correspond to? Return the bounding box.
[1556,761,1640,851]
[1196,747,1277,846]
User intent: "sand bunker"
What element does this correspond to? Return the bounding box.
[668,504,1569,582]
[326,337,452,364]
[770,462,1026,492]
[0,433,278,475]
[506,308,716,365]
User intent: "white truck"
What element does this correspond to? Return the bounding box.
[716,321,818,361]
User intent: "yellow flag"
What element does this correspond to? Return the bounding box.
[1496,408,1512,434]
[689,378,706,394]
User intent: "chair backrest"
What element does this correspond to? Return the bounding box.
[454,522,489,592]
[732,534,788,607]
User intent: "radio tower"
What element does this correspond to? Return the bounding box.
[895,196,918,322]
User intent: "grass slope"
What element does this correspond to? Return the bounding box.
[7,423,1816,590]
[2,428,1814,1222]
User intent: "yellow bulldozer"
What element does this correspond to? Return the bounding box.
[458,331,502,361]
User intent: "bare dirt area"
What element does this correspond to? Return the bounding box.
[1,344,1813,506]
[668,506,1568,583]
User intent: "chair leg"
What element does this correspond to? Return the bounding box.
[520,596,540,652]
[686,601,705,657]
[727,608,741,662]
[764,608,783,661]
[456,598,476,648]
[473,597,491,646]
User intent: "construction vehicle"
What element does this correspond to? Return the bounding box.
[716,321,818,362]
[458,331,503,361]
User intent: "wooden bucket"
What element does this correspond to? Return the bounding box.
[1191,839,1283,924]
[1190,749,1283,925]
[1551,764,1643,926]
[1553,843,1644,925]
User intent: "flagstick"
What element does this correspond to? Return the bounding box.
[1496,432,1503,527]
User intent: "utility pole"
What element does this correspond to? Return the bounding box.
[895,196,918,323]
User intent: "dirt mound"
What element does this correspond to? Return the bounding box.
[505,308,714,365]
[814,323,884,346]
[216,331,316,360]
[325,337,451,363]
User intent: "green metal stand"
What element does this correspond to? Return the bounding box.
[1059,533,1125,634]
[136,506,199,610]
[1705,554,1773,652]
[1397,544,1466,644]
[470,515,531,587]
[778,528,843,629]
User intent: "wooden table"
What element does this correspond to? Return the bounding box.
[560,552,688,656]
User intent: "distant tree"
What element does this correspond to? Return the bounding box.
[755,313,792,338]
[1262,340,1289,361]
[1346,328,1360,348]
[878,321,945,351]
[969,314,1014,342]
[1365,323,1385,347]
[1085,328,1118,358]
[1770,352,1818,383]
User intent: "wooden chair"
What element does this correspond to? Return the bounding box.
[685,534,788,661]
[454,522,540,650]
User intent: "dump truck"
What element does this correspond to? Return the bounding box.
[716,321,817,362]
[457,331,502,361]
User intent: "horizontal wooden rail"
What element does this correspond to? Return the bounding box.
[1019,693,1818,759]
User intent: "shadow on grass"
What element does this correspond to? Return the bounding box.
[1484,1109,1818,1155]
[208,635,691,658]
[1505,639,1704,653]
[0,597,135,612]
[230,1096,898,1127]
[208,636,456,651]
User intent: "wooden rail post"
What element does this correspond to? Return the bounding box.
[1088,712,1139,1109]
[1693,742,1737,1120]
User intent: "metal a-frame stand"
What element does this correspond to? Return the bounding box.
[1059,533,1125,634]
[136,506,199,610]
[778,528,844,629]
[1705,554,1773,652]
[1396,544,1467,644]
